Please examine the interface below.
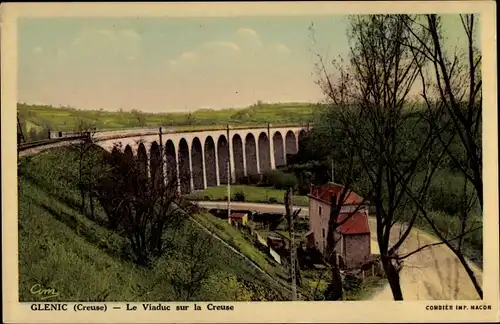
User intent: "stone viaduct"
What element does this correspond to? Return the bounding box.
[93,124,309,194]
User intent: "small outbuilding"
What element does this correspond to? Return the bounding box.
[228,212,248,227]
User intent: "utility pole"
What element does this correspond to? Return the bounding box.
[331,158,335,183]
[227,124,231,220]
[17,114,26,161]
[17,114,25,144]
[227,159,231,220]
[288,188,297,301]
[159,127,165,191]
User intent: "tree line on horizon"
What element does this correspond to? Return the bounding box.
[16,100,317,139]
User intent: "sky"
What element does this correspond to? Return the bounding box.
[17,14,474,113]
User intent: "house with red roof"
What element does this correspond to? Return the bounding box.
[307,182,372,269]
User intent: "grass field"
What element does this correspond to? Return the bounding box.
[17,102,318,136]
[186,184,309,207]
[18,146,290,301]
[192,213,292,290]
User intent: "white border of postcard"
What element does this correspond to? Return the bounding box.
[2,1,498,323]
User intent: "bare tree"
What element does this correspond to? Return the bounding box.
[405,15,482,210]
[76,118,97,219]
[96,142,188,266]
[385,14,484,299]
[305,53,377,300]
[312,15,451,300]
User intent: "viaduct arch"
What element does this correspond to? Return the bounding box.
[96,125,309,194]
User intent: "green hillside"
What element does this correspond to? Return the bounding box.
[17,102,318,139]
[18,146,290,302]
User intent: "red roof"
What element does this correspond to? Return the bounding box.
[309,183,364,205]
[336,212,370,235]
[230,213,247,219]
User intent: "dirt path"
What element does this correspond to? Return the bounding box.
[196,201,483,301]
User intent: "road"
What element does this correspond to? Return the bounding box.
[196,201,310,216]
[196,201,483,301]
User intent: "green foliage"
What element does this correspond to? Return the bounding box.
[18,147,289,301]
[425,170,479,216]
[192,212,291,295]
[290,93,483,266]
[186,184,308,206]
[342,276,387,301]
[342,274,362,291]
[233,191,246,202]
[264,169,298,190]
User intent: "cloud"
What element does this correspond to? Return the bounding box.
[166,28,292,72]
[203,41,241,52]
[56,48,65,57]
[70,28,142,61]
[97,29,115,38]
[168,51,199,67]
[272,43,291,55]
[180,51,198,60]
[234,28,263,48]
[235,28,258,38]
[120,29,141,40]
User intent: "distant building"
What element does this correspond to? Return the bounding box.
[228,212,248,227]
[308,182,372,269]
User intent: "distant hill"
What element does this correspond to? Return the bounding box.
[17,102,322,140]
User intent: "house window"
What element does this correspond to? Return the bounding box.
[322,228,325,238]
[319,206,322,216]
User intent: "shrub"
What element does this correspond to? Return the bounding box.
[268,197,278,204]
[264,170,298,190]
[233,191,245,202]
[203,195,212,201]
[248,174,261,185]
[425,170,478,216]
[281,172,298,190]
[342,274,362,292]
[264,170,281,186]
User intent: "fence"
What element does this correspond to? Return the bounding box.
[255,232,268,247]
[269,247,281,264]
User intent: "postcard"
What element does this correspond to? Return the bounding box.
[2,1,498,323]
